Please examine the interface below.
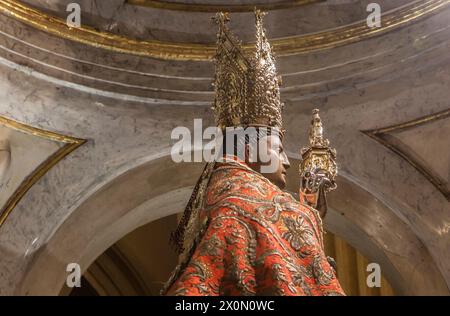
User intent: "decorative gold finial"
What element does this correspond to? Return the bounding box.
[211,10,283,130]
[309,109,329,147]
[300,109,338,195]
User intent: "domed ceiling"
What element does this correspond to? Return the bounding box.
[0,0,449,295]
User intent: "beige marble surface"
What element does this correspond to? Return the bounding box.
[20,0,412,42]
[0,0,449,295]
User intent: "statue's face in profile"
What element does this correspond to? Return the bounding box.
[247,134,290,189]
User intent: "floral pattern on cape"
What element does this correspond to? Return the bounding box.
[163,160,345,296]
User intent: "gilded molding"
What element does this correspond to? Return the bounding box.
[0,116,86,227]
[127,0,323,12]
[0,0,449,61]
[363,109,450,201]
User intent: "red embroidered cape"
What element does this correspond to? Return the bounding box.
[163,161,345,296]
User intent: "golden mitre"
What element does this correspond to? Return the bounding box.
[211,10,284,130]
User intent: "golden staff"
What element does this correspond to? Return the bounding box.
[299,109,338,218]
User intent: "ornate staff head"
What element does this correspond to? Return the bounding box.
[299,109,338,195]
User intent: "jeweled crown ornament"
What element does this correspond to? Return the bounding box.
[211,10,284,130]
[300,109,338,194]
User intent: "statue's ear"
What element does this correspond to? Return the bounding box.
[244,143,252,163]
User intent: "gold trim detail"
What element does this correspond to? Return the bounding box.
[363,109,450,201]
[0,0,449,61]
[211,11,284,129]
[0,116,86,227]
[127,0,322,12]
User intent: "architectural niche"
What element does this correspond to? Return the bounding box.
[364,109,450,201]
[0,116,85,227]
[0,0,449,296]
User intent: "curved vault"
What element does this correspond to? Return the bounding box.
[18,155,449,295]
[0,0,449,296]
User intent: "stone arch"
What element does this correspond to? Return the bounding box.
[17,155,449,295]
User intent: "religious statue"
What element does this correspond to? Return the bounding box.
[161,10,344,296]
